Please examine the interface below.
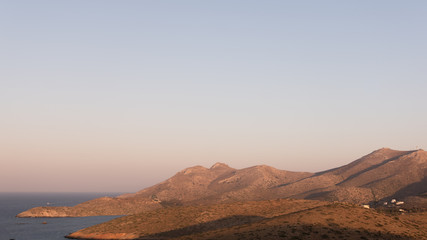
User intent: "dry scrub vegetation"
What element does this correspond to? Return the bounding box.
[67,199,427,240]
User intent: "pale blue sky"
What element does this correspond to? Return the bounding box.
[1,1,426,192]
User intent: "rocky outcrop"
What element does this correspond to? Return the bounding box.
[17,206,73,218]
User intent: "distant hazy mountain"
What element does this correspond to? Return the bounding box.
[17,148,427,217]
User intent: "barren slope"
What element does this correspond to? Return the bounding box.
[276,149,427,205]
[66,199,427,240]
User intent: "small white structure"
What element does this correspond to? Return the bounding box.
[383,202,388,205]
[362,205,370,209]
[391,199,397,203]
[396,201,404,205]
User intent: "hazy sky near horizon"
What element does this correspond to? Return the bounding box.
[1,1,427,192]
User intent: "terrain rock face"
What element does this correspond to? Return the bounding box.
[18,148,427,217]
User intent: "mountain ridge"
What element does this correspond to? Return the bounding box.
[17,148,427,218]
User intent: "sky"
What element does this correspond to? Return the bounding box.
[1,0,426,192]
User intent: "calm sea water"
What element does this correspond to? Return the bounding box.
[0,192,124,240]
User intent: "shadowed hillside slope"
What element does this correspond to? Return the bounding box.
[278,148,427,205]
[66,199,427,240]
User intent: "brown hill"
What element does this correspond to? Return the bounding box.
[16,196,160,217]
[278,148,427,205]
[66,198,427,240]
[17,163,311,217]
[122,163,312,205]
[17,148,427,218]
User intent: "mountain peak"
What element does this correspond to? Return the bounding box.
[373,147,423,153]
[210,162,230,169]
[405,149,427,160]
[179,165,208,175]
[367,148,411,158]
[373,147,393,153]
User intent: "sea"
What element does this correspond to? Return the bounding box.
[0,192,124,240]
